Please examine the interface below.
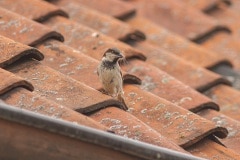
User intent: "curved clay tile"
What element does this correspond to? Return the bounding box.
[125,16,232,68]
[0,87,109,131]
[43,16,146,61]
[6,59,127,112]
[122,85,227,148]
[0,35,43,68]
[51,0,145,41]
[0,8,64,46]
[121,59,219,112]
[0,68,33,94]
[90,107,188,153]
[198,109,240,153]
[0,0,68,22]
[69,0,136,19]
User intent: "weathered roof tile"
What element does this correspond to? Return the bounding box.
[178,0,220,11]
[0,0,68,22]
[201,32,240,70]
[47,0,233,70]
[43,16,146,61]
[187,138,240,159]
[115,0,224,41]
[36,39,103,89]
[35,38,218,112]
[178,0,240,72]
[1,0,240,159]
[125,16,232,68]
[36,39,140,90]
[0,7,63,46]
[0,35,43,68]
[0,87,108,131]
[131,41,230,91]
[90,107,187,153]
[204,84,240,121]
[51,0,145,41]
[123,85,227,148]
[72,0,136,19]
[198,109,240,153]
[121,59,219,112]
[192,0,240,71]
[5,59,126,113]
[0,68,33,95]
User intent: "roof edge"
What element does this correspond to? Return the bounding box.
[0,102,206,160]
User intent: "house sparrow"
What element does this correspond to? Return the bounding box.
[97,48,128,110]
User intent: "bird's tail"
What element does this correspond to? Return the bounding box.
[117,94,128,110]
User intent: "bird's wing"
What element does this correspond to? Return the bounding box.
[120,70,123,78]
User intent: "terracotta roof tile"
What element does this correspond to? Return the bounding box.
[204,84,240,121]
[5,59,126,113]
[182,2,240,43]
[36,39,104,89]
[121,59,219,112]
[36,38,219,112]
[90,107,187,153]
[71,0,239,91]
[138,0,240,74]
[42,0,232,92]
[52,1,232,70]
[0,35,43,68]
[125,16,232,68]
[0,7,63,46]
[229,0,240,14]
[201,28,240,70]
[43,16,146,61]
[1,0,240,159]
[130,41,230,91]
[36,39,140,90]
[206,6,239,32]
[189,0,240,71]
[0,0,145,42]
[71,0,136,19]
[198,109,240,153]
[0,29,126,113]
[178,0,220,11]
[46,0,233,70]
[210,63,240,90]
[50,0,145,41]
[187,138,240,159]
[116,0,225,41]
[0,33,109,131]
[0,0,68,22]
[1,1,230,91]
[0,68,33,94]
[0,87,108,131]
[122,85,227,148]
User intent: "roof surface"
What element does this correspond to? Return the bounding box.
[1,0,240,159]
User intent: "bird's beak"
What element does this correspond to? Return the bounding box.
[118,53,124,59]
[118,55,123,58]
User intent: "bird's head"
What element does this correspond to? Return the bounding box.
[102,48,124,63]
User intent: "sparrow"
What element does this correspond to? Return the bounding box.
[97,47,128,110]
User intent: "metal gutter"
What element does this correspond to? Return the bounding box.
[0,102,206,160]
